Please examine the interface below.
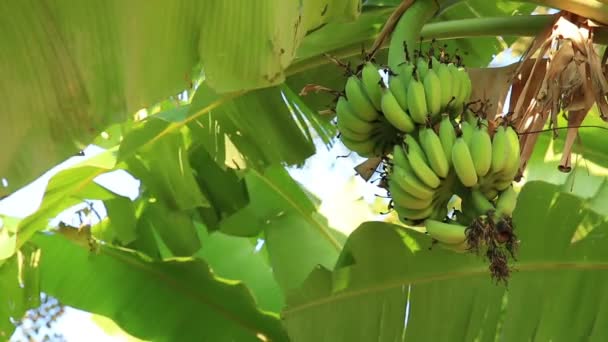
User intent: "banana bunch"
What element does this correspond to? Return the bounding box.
[336,62,399,157]
[387,125,455,224]
[447,119,521,197]
[382,53,472,130]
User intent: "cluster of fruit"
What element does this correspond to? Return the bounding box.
[335,51,472,159]
[333,49,522,278]
[387,114,521,281]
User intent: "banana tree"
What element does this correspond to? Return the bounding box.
[2,0,608,341]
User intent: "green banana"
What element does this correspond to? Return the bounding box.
[397,63,414,90]
[425,219,467,245]
[470,125,492,177]
[361,62,383,110]
[407,73,428,124]
[451,137,478,187]
[490,126,510,173]
[482,188,498,200]
[499,126,521,179]
[453,67,469,106]
[459,67,472,104]
[496,186,518,217]
[345,76,379,121]
[447,63,461,109]
[471,189,495,215]
[404,134,427,163]
[435,62,453,110]
[419,127,449,178]
[423,68,442,118]
[388,76,408,110]
[338,122,372,142]
[394,202,434,221]
[335,97,376,134]
[439,115,456,166]
[392,144,409,168]
[405,139,441,189]
[494,178,513,191]
[429,198,449,221]
[381,89,415,133]
[341,135,376,157]
[389,180,433,210]
[416,57,429,80]
[460,121,473,146]
[390,165,435,200]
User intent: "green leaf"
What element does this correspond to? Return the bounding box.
[196,230,284,313]
[16,149,118,249]
[33,233,288,342]
[189,145,249,230]
[130,199,201,258]
[188,83,316,168]
[125,131,209,211]
[283,181,608,341]
[94,197,138,244]
[2,0,361,194]
[0,245,41,339]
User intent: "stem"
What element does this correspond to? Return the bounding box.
[526,0,608,25]
[388,0,439,69]
[286,15,608,76]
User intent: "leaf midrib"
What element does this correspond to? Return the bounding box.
[281,261,608,317]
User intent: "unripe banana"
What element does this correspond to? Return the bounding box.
[361,62,383,110]
[394,203,434,221]
[460,68,472,104]
[490,126,510,173]
[470,125,492,177]
[405,139,441,189]
[423,68,442,119]
[439,116,456,166]
[419,127,449,178]
[435,62,453,111]
[389,180,433,210]
[390,165,435,200]
[471,189,495,215]
[500,126,521,180]
[335,97,376,134]
[345,76,379,121]
[388,76,408,110]
[392,144,409,169]
[460,121,474,146]
[425,219,467,245]
[397,62,414,90]
[463,109,477,126]
[453,67,470,106]
[407,73,428,124]
[496,186,518,217]
[416,57,429,80]
[447,63,461,109]
[482,188,498,200]
[404,134,427,163]
[451,137,478,187]
[381,90,415,133]
[429,199,449,221]
[338,123,372,142]
[341,135,376,157]
[494,178,512,191]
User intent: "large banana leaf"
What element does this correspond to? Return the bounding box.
[283,180,608,341]
[32,233,289,342]
[0,0,360,195]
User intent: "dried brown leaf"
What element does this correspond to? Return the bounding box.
[354,157,382,182]
[467,63,520,120]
